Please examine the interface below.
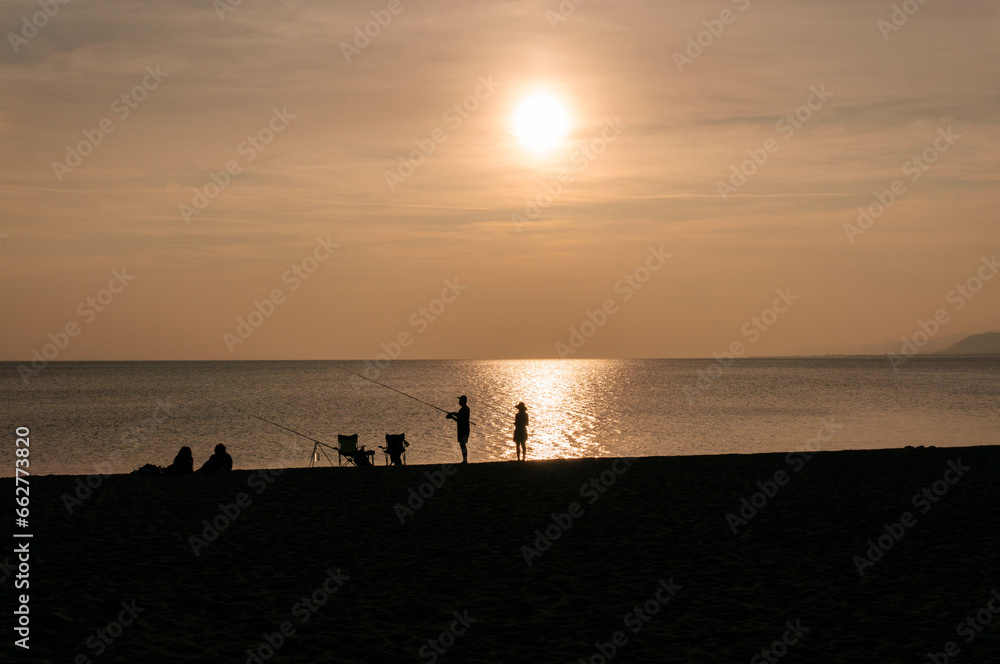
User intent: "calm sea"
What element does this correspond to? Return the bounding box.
[2,358,998,477]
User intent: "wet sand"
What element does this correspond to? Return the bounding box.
[7,444,1000,663]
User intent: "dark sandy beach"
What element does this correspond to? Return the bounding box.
[5,445,1000,663]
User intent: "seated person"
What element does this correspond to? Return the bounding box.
[164,446,194,474]
[352,447,373,467]
[197,444,233,473]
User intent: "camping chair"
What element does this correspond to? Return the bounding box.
[336,434,374,467]
[379,433,409,466]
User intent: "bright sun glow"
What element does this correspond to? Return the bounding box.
[512,91,570,153]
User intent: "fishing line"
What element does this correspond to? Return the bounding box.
[469,394,595,426]
[469,397,511,417]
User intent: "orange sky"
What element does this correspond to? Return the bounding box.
[1,0,998,360]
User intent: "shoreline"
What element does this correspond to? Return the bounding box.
[10,442,997,480]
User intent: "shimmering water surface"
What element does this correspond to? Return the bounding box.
[2,358,998,476]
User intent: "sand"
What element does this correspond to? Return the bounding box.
[5,445,1000,663]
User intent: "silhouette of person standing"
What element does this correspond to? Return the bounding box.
[446,395,471,463]
[514,402,528,461]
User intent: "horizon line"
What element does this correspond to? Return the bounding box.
[3,353,998,363]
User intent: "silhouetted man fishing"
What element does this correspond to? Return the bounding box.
[446,395,471,463]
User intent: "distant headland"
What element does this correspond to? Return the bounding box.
[936,332,1000,356]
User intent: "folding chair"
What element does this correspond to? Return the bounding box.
[379,433,409,466]
[336,434,373,467]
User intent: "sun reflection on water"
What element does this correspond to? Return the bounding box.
[469,359,612,463]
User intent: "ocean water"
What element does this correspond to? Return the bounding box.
[2,358,998,477]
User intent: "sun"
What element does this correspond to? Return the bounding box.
[512,91,571,153]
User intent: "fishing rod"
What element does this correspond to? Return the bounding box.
[237,408,334,447]
[236,408,340,467]
[469,395,595,424]
[469,397,511,417]
[332,363,477,426]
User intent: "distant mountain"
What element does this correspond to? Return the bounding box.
[938,332,1000,355]
[785,331,1000,358]
[787,331,968,357]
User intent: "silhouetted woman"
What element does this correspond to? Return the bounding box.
[514,402,528,461]
[164,446,193,474]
